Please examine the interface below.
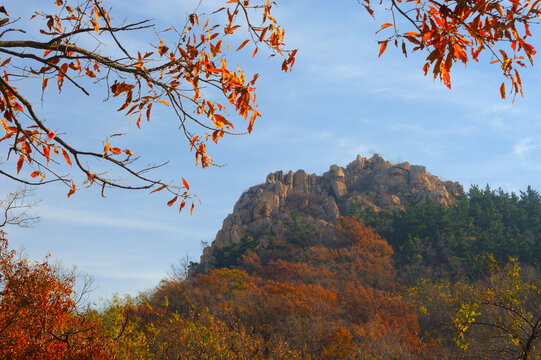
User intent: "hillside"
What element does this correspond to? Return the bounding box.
[80,156,541,359]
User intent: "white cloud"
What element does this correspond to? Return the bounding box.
[513,138,538,156]
[39,205,206,236]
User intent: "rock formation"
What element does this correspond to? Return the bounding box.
[196,154,461,272]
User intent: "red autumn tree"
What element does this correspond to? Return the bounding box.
[0,232,115,359]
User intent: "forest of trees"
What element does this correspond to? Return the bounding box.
[360,185,541,282]
[3,185,541,359]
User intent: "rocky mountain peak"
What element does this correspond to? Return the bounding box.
[196,154,461,272]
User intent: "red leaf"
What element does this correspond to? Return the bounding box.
[30,171,40,178]
[167,196,178,207]
[16,154,23,174]
[179,200,186,213]
[182,178,189,190]
[43,145,50,164]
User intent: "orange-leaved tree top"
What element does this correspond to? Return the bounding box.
[0,0,295,211]
[0,232,115,359]
[369,0,539,100]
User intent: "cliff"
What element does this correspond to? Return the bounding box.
[196,154,461,272]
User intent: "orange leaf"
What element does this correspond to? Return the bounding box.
[16,154,23,174]
[252,47,258,58]
[103,141,110,157]
[236,39,250,51]
[182,177,189,190]
[91,19,99,33]
[42,78,49,91]
[110,147,121,155]
[67,188,75,198]
[158,99,169,106]
[190,203,195,215]
[167,196,178,207]
[150,185,166,194]
[61,149,72,166]
[376,23,393,34]
[500,82,506,99]
[378,41,388,57]
[30,170,40,178]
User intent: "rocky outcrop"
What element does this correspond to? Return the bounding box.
[196,154,461,272]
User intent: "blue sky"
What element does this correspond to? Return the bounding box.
[2,0,541,303]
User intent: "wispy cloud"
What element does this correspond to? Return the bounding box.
[513,138,539,156]
[39,205,206,236]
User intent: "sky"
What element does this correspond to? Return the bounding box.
[2,0,541,304]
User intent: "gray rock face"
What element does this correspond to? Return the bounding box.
[196,154,461,273]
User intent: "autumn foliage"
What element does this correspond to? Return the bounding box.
[0,232,114,359]
[0,0,294,209]
[97,217,429,359]
[4,211,541,358]
[371,0,539,99]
